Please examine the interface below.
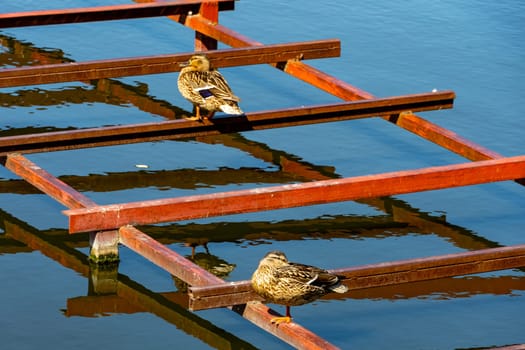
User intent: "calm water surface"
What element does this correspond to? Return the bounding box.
[1,1,524,349]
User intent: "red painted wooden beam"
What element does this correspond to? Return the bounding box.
[0,0,234,28]
[0,39,340,88]
[64,155,525,233]
[189,244,525,310]
[119,225,222,286]
[3,153,96,209]
[0,91,454,156]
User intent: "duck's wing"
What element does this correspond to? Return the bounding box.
[204,70,240,102]
[182,70,239,102]
[273,263,322,284]
[281,262,341,287]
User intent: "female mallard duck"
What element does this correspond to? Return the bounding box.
[177,54,243,120]
[251,250,348,324]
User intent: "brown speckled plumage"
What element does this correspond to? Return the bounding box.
[177,55,243,120]
[251,250,347,323]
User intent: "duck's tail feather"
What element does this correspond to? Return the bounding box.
[220,103,244,115]
[328,281,348,294]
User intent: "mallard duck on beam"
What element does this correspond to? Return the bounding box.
[178,54,243,121]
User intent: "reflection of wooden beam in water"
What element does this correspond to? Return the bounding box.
[1,210,259,350]
[90,79,185,120]
[0,168,302,194]
[3,214,90,276]
[0,212,410,254]
[0,34,71,66]
[362,197,503,251]
[196,133,338,181]
[0,34,185,118]
[115,277,259,350]
[0,86,125,110]
[0,79,185,123]
[66,294,144,317]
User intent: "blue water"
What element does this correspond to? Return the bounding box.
[1,1,524,349]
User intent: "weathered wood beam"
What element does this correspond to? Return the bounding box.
[188,244,525,310]
[387,112,503,161]
[64,155,525,233]
[0,39,340,88]
[0,91,453,156]
[236,301,340,350]
[3,153,96,209]
[0,0,234,28]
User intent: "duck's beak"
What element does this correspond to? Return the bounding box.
[179,60,190,67]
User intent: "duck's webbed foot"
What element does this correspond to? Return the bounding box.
[270,316,292,324]
[184,115,201,121]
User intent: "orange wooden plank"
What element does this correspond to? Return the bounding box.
[64,155,525,233]
[0,39,340,88]
[0,91,454,156]
[4,153,96,209]
[189,244,525,310]
[0,0,234,28]
[388,112,503,160]
[237,301,341,350]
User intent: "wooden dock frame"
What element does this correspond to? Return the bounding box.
[1,2,524,349]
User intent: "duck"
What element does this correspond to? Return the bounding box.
[251,250,348,324]
[177,54,243,120]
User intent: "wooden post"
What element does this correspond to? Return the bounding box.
[194,2,218,51]
[89,230,120,265]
